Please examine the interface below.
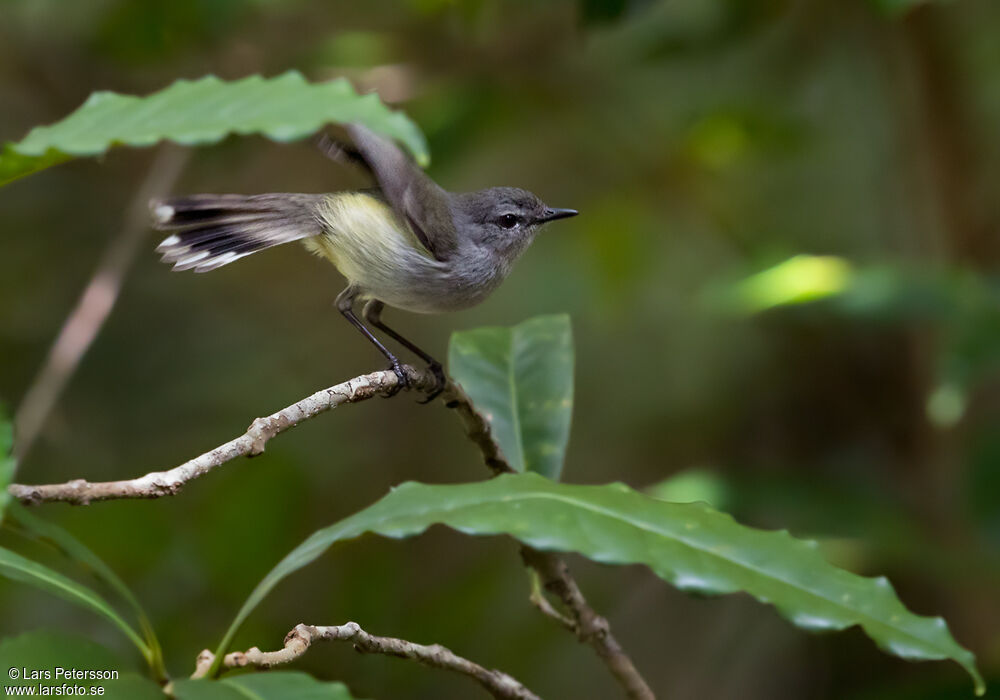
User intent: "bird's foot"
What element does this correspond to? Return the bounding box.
[417,362,447,404]
[385,361,410,397]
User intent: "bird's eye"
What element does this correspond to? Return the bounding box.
[498,214,520,229]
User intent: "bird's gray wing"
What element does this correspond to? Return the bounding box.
[346,123,458,261]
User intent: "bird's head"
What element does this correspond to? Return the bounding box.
[452,187,577,259]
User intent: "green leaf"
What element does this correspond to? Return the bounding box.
[218,473,984,693]
[448,315,574,479]
[0,71,428,187]
[0,629,163,700]
[720,255,855,313]
[5,502,164,678]
[0,144,72,187]
[174,672,360,700]
[0,405,13,520]
[0,546,150,660]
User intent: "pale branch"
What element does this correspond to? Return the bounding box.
[193,622,540,700]
[8,366,439,505]
[14,146,189,463]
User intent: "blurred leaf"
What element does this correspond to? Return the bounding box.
[870,0,940,17]
[682,108,806,171]
[579,0,629,25]
[174,672,360,699]
[0,71,428,187]
[709,259,954,319]
[5,502,164,678]
[0,405,13,520]
[579,196,653,311]
[925,381,966,429]
[645,467,730,509]
[92,0,248,63]
[0,145,72,190]
[711,261,1000,435]
[448,315,574,479]
[216,473,983,692]
[0,546,150,660]
[686,113,750,170]
[0,630,162,700]
[726,255,855,313]
[6,504,150,627]
[969,436,1000,543]
[312,31,395,68]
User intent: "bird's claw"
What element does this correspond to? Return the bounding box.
[417,362,447,404]
[385,361,410,397]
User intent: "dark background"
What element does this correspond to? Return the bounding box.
[2,0,999,697]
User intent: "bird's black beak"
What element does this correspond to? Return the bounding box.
[540,207,579,223]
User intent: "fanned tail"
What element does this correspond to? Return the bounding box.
[151,193,324,272]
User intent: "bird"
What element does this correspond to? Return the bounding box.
[150,124,578,400]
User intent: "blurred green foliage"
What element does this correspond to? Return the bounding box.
[0,546,150,660]
[0,408,12,519]
[6,501,166,679]
[2,0,1000,697]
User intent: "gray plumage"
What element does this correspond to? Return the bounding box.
[151,123,577,393]
[151,125,575,313]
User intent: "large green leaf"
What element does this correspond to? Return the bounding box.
[448,315,574,479]
[0,71,428,187]
[174,672,360,700]
[5,502,164,679]
[0,630,162,700]
[0,546,150,660]
[0,406,13,520]
[216,473,983,693]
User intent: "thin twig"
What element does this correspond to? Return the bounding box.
[14,145,189,463]
[441,382,513,476]
[521,548,654,700]
[193,622,540,700]
[528,570,575,631]
[8,366,438,505]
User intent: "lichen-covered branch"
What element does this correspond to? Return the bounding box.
[8,366,438,505]
[193,622,540,700]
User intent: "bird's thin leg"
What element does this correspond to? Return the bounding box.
[363,300,447,403]
[336,288,409,395]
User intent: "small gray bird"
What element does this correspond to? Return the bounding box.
[151,124,577,399]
